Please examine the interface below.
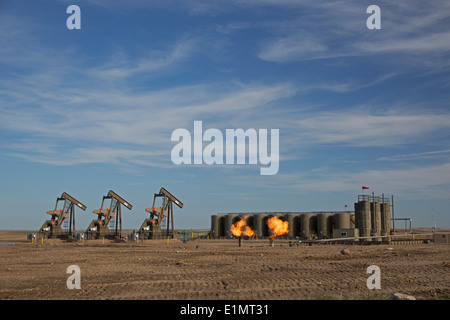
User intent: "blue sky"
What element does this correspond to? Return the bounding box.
[1,0,450,230]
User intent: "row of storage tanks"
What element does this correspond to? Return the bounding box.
[210,212,356,239]
[354,195,391,241]
[211,196,392,241]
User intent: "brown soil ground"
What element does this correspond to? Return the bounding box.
[0,231,449,300]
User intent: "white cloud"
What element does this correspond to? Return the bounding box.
[216,22,252,34]
[91,37,200,80]
[292,111,450,147]
[378,149,450,162]
[5,147,170,167]
[256,0,450,66]
[2,0,450,175]
[0,76,297,167]
[258,37,328,63]
[229,162,450,200]
[356,31,450,54]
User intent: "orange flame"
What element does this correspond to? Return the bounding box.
[231,216,254,237]
[267,217,288,239]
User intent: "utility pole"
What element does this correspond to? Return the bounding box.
[431,208,436,233]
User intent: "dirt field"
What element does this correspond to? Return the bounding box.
[0,231,449,301]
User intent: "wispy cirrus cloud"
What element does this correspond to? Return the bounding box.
[0,75,297,167]
[229,161,450,200]
[90,37,201,81]
[378,149,450,162]
[0,11,298,167]
[257,0,450,67]
[292,110,450,147]
[258,37,328,62]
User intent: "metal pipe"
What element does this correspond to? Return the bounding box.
[319,233,433,242]
[391,195,395,233]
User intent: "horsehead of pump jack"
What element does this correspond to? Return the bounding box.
[171,121,279,175]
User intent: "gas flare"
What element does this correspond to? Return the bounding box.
[267,217,288,239]
[230,216,254,237]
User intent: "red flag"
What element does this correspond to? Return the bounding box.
[362,186,369,190]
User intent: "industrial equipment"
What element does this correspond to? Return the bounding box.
[139,187,183,239]
[86,190,132,239]
[211,214,225,238]
[210,195,392,243]
[39,192,87,239]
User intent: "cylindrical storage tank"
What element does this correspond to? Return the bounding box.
[211,214,225,238]
[218,215,226,237]
[300,213,317,239]
[371,200,382,241]
[350,213,355,228]
[380,200,391,236]
[254,214,268,238]
[317,213,332,239]
[286,214,301,239]
[335,212,351,229]
[355,201,371,240]
[211,215,219,238]
[225,214,239,238]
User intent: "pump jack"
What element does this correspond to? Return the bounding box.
[39,192,87,239]
[86,190,132,239]
[139,187,183,239]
